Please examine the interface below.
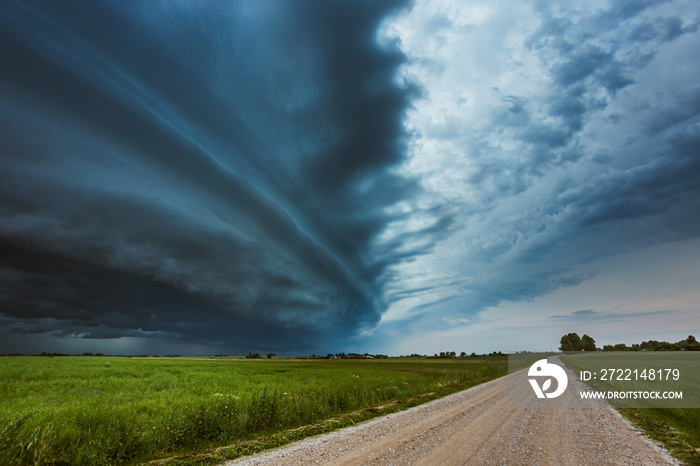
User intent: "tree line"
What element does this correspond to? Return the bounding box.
[560,333,699,351]
[601,335,698,351]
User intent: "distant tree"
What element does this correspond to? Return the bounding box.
[559,333,583,351]
[680,335,700,351]
[641,340,660,350]
[460,352,467,357]
[266,352,275,359]
[653,342,673,351]
[581,334,597,351]
[613,343,629,351]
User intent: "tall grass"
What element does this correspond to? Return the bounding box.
[0,357,506,465]
[620,407,700,465]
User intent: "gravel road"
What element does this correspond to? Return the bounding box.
[226,367,677,466]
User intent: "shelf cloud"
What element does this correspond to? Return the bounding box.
[1,0,699,355]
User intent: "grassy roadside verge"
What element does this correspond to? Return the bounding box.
[619,408,700,465]
[0,356,507,465]
[148,376,500,466]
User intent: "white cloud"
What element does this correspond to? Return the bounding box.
[372,0,700,352]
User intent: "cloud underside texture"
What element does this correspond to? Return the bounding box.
[0,0,412,351]
[1,0,700,354]
[379,0,700,331]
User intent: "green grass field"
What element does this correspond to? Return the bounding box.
[0,356,507,465]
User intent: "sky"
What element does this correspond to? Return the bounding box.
[1,0,698,356]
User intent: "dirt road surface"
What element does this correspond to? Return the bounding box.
[226,368,677,466]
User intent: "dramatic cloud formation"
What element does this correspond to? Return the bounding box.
[0,0,415,354]
[370,0,700,354]
[1,0,699,355]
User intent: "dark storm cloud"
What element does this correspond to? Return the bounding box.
[573,129,700,233]
[0,0,415,353]
[498,0,700,227]
[592,0,666,26]
[377,0,700,347]
[552,45,614,88]
[507,5,700,287]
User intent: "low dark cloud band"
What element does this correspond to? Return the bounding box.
[0,0,413,354]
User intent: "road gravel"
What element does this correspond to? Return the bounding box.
[226,367,678,465]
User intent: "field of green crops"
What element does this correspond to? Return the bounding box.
[0,356,507,465]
